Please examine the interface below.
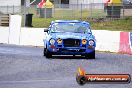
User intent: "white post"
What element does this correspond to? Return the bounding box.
[24,0,26,27]
[9,15,22,45]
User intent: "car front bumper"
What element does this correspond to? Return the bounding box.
[48,47,95,55]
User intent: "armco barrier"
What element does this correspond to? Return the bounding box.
[20,28,44,46]
[0,27,124,53]
[0,27,9,44]
[92,30,120,52]
[119,32,132,54]
[0,27,44,46]
[0,15,131,54]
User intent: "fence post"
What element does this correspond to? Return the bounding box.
[112,4,114,18]
[122,5,124,18]
[44,6,46,18]
[24,0,26,27]
[77,0,79,9]
[62,4,63,18]
[90,3,92,18]
[7,5,8,14]
[13,5,14,14]
[71,4,74,19]
[80,3,82,20]
[53,4,55,18]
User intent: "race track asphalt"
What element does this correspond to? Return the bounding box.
[0,44,131,88]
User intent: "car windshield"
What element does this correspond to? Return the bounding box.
[50,22,91,33]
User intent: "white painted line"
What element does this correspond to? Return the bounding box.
[0,79,74,84]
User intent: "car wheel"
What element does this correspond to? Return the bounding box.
[85,51,95,59]
[44,48,52,58]
[43,48,46,56]
[46,50,52,58]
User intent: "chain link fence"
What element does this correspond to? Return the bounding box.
[27,4,132,19]
[0,4,132,18]
[0,3,132,26]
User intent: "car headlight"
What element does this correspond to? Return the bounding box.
[49,38,55,45]
[57,38,62,43]
[82,39,87,45]
[89,40,94,46]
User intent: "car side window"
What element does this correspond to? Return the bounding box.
[47,25,51,34]
[50,24,56,33]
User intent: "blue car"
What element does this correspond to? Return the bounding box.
[43,20,96,59]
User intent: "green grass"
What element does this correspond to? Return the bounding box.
[32,18,77,28]
[22,7,132,31]
[90,18,132,31]
[28,17,132,32]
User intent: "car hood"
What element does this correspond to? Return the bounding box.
[49,32,91,39]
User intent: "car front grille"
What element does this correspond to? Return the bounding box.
[63,39,80,47]
[59,49,86,52]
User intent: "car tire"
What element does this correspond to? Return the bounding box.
[43,48,46,56]
[46,51,52,58]
[44,47,52,58]
[85,51,95,59]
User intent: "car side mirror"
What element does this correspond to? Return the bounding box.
[44,29,48,32]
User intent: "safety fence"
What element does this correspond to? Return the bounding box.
[0,3,132,18]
